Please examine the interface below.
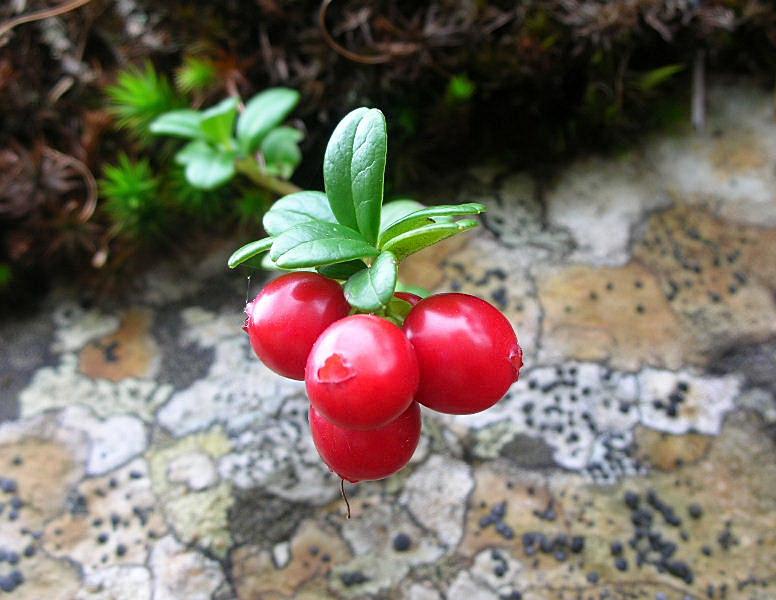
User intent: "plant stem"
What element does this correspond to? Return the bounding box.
[235,158,301,197]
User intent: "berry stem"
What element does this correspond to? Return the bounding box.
[340,478,351,519]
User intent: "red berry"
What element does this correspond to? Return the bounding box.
[245,272,350,380]
[404,293,522,414]
[309,402,421,482]
[394,291,422,306]
[305,314,419,430]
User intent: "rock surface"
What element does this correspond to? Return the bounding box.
[1,82,776,598]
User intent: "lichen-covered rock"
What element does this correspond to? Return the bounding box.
[1,82,775,599]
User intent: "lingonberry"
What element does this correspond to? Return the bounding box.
[394,292,422,306]
[245,272,350,380]
[309,402,421,482]
[305,314,419,430]
[404,293,522,414]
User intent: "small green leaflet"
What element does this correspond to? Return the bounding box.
[199,97,239,146]
[261,126,303,179]
[263,191,337,236]
[175,141,235,189]
[149,110,202,139]
[228,237,273,269]
[379,202,486,245]
[269,221,379,268]
[381,219,478,261]
[343,251,397,311]
[237,88,300,152]
[323,108,387,244]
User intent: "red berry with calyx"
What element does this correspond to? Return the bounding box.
[403,293,523,414]
[245,272,350,380]
[305,314,419,430]
[394,291,422,306]
[309,402,421,483]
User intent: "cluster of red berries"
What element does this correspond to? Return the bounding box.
[245,272,523,483]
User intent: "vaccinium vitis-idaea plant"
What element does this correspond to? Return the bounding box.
[231,108,524,489]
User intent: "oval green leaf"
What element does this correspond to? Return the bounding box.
[381,219,479,262]
[228,237,273,269]
[237,88,300,152]
[269,221,378,269]
[323,107,387,244]
[379,202,486,245]
[199,97,239,146]
[263,191,337,237]
[175,141,236,189]
[149,110,203,139]
[317,260,366,280]
[343,251,397,311]
[260,126,303,179]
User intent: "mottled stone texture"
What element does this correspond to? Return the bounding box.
[1,83,776,598]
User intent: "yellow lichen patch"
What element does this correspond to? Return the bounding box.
[400,234,471,291]
[537,263,690,370]
[633,427,711,471]
[634,206,776,358]
[147,428,233,558]
[0,422,86,531]
[709,129,769,176]
[231,519,351,599]
[79,308,159,381]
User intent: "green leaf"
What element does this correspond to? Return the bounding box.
[149,110,203,139]
[380,199,425,231]
[263,191,337,236]
[379,202,486,244]
[199,97,239,146]
[175,140,235,189]
[381,219,479,261]
[323,107,387,244]
[237,88,300,152]
[317,260,366,280]
[270,221,379,269]
[343,251,397,311]
[261,126,303,179]
[396,281,431,298]
[228,237,273,268]
[637,64,685,92]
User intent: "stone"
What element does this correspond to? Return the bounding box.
[633,428,712,471]
[401,455,473,549]
[43,459,167,572]
[58,406,146,476]
[147,428,232,558]
[329,499,445,596]
[166,451,218,491]
[150,535,224,600]
[537,263,690,370]
[231,519,350,598]
[76,565,152,600]
[19,353,172,422]
[79,309,160,382]
[51,299,120,354]
[546,153,668,265]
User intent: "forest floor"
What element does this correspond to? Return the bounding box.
[1,82,775,599]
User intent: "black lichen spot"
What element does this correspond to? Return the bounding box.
[340,571,369,587]
[392,533,411,552]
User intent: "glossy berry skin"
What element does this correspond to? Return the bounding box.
[394,292,422,306]
[404,293,523,414]
[245,272,350,380]
[309,402,421,483]
[305,314,419,430]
